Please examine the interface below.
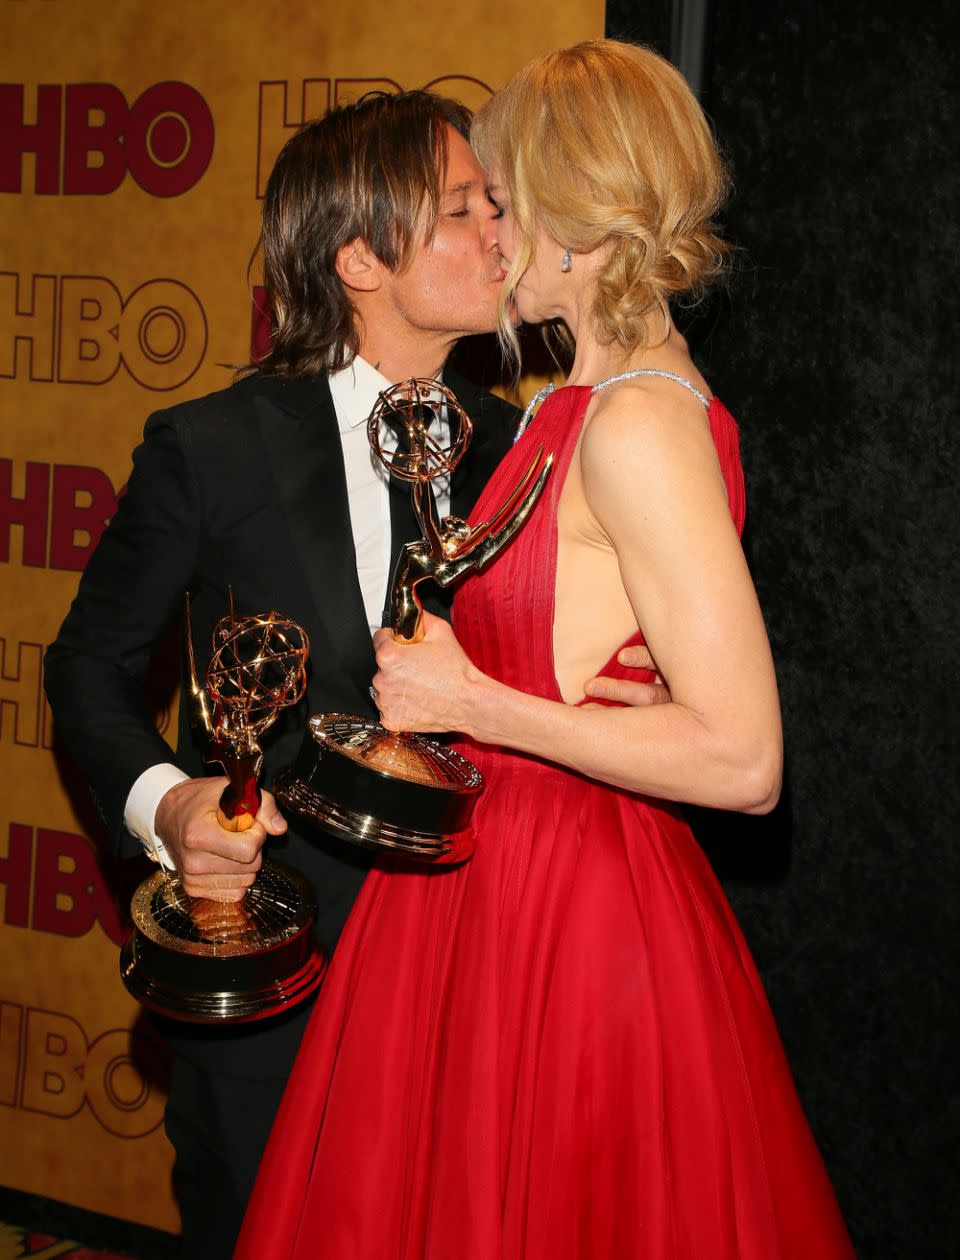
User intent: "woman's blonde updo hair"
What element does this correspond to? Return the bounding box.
[471,40,730,366]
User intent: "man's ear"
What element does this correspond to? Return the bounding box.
[336,237,383,293]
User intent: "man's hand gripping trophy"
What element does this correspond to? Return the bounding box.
[120,597,325,1025]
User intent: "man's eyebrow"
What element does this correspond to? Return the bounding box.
[441,180,477,197]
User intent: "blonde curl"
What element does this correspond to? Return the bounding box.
[472,40,730,368]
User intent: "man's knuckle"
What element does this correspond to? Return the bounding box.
[182,825,203,851]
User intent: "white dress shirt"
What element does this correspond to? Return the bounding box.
[125,356,451,868]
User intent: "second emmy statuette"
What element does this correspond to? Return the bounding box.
[275,378,551,863]
[121,596,325,1023]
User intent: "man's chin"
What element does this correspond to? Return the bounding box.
[486,293,521,329]
[451,293,519,337]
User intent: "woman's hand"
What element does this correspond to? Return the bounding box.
[372,612,483,734]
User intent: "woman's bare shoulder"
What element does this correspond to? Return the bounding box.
[581,376,716,478]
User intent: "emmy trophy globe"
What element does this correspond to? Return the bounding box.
[275,378,551,863]
[120,596,326,1023]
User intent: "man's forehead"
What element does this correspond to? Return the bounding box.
[442,178,481,198]
[440,126,485,190]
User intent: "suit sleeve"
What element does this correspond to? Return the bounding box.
[44,409,203,858]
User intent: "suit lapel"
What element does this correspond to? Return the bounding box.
[253,375,376,708]
[250,369,515,690]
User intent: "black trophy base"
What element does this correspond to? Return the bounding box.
[274,713,482,863]
[121,862,325,1024]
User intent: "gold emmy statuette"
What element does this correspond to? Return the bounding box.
[275,378,552,863]
[120,596,325,1023]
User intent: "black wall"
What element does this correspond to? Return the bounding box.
[607,3,959,1257]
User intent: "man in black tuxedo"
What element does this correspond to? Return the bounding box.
[45,91,661,1257]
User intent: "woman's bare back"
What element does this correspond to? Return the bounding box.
[552,361,716,704]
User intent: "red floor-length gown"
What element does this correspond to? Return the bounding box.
[235,382,855,1259]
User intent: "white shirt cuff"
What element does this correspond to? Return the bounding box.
[125,763,189,871]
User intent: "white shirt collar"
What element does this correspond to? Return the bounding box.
[327,354,393,434]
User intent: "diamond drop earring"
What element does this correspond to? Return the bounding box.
[561,249,573,273]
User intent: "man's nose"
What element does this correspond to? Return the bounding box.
[481,208,500,249]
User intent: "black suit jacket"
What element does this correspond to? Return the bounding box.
[44,367,517,1075]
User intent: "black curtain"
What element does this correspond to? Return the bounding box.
[606,3,959,1257]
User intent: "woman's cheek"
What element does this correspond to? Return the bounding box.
[496,215,515,258]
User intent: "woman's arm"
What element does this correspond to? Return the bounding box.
[373,389,782,814]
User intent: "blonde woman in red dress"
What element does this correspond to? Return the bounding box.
[236,41,855,1259]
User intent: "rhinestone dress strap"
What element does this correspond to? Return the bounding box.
[514,383,557,443]
[591,368,711,407]
[514,369,710,444]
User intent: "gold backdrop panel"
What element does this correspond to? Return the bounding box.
[0,0,604,1232]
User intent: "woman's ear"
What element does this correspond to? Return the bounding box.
[335,237,383,293]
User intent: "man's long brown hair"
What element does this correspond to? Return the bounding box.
[250,91,471,379]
